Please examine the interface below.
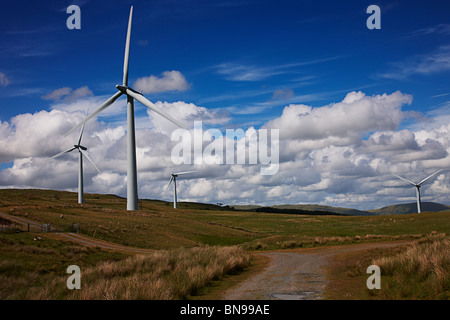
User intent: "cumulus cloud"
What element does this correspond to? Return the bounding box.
[0,90,449,210]
[147,100,230,134]
[0,109,89,162]
[265,91,412,141]
[133,70,190,94]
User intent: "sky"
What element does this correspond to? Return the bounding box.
[0,0,449,210]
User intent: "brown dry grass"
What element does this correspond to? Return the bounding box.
[29,245,252,300]
[325,234,449,300]
[371,234,449,299]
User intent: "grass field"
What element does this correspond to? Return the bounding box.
[325,234,449,300]
[1,189,448,250]
[0,189,448,300]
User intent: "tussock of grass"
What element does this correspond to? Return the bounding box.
[371,235,449,299]
[244,234,425,251]
[0,232,126,299]
[31,245,252,300]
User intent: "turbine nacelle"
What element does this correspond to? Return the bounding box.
[74,145,87,151]
[115,84,143,96]
[393,169,443,213]
[162,157,197,209]
[65,6,186,210]
[50,119,100,204]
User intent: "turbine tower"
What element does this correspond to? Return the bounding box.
[164,161,196,209]
[393,169,442,213]
[65,6,185,210]
[51,124,100,204]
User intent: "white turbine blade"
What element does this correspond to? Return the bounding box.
[161,157,174,174]
[166,176,174,192]
[77,123,85,145]
[65,91,122,137]
[175,171,197,175]
[77,109,89,145]
[79,149,101,173]
[123,6,133,86]
[126,89,186,129]
[418,169,443,186]
[50,147,76,159]
[392,174,417,186]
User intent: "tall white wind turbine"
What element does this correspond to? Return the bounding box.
[51,124,100,204]
[65,6,186,210]
[164,160,196,209]
[393,169,443,213]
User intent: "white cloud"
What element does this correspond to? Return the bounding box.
[380,45,450,80]
[0,109,89,162]
[147,100,230,134]
[265,91,412,141]
[188,179,214,197]
[42,86,93,101]
[0,72,10,87]
[133,70,190,94]
[0,90,449,210]
[91,172,126,195]
[215,57,342,82]
[272,89,295,101]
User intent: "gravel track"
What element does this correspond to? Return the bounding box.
[223,240,414,300]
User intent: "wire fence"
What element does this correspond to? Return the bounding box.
[0,222,26,232]
[0,219,148,234]
[0,219,79,233]
[1,214,181,235]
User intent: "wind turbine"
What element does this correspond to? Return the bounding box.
[164,160,196,209]
[65,6,186,211]
[393,169,443,213]
[51,124,100,204]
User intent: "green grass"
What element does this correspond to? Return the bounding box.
[1,189,449,250]
[1,188,449,300]
[0,231,127,299]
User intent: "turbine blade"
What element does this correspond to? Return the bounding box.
[77,123,85,145]
[175,171,197,175]
[161,157,174,174]
[126,89,186,129]
[123,6,133,86]
[79,149,101,173]
[392,174,417,186]
[50,147,76,159]
[65,91,122,137]
[418,169,443,186]
[166,176,173,192]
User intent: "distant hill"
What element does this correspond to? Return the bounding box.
[370,202,450,215]
[271,204,374,216]
[233,204,374,216]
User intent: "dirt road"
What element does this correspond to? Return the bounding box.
[223,241,414,300]
[0,212,153,254]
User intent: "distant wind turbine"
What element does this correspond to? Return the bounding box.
[51,124,100,204]
[65,6,186,211]
[393,169,443,213]
[164,160,196,209]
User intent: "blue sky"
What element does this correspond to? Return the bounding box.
[2,0,449,122]
[0,0,449,209]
